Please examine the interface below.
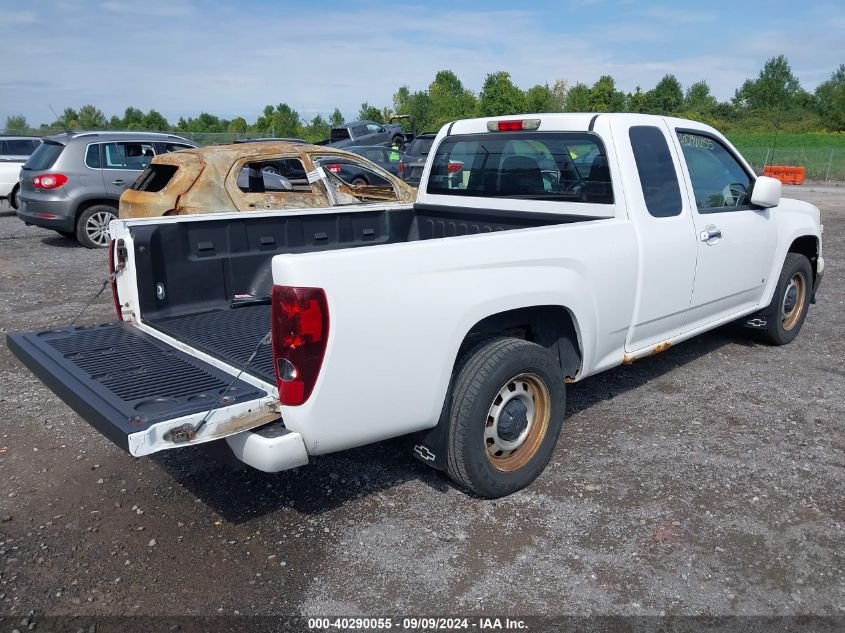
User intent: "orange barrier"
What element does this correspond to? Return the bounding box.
[763,165,805,185]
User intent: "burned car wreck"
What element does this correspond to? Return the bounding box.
[119,141,416,218]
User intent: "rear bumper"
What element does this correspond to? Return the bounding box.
[16,198,75,231]
[226,421,309,472]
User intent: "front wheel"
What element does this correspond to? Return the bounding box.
[757,253,813,345]
[76,205,117,248]
[9,184,19,210]
[445,337,565,498]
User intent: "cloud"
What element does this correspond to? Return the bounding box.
[99,0,194,17]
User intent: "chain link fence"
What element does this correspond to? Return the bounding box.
[6,128,844,182]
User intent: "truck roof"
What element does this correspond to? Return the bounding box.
[444,112,716,136]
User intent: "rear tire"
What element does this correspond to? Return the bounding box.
[76,205,117,249]
[9,184,19,210]
[391,135,404,149]
[756,253,812,345]
[445,337,565,498]
[350,177,368,186]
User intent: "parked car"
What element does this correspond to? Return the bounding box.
[398,133,436,186]
[0,136,42,209]
[119,141,415,219]
[16,131,196,247]
[344,145,402,176]
[324,120,405,149]
[8,113,823,499]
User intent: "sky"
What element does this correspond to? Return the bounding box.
[1,0,843,127]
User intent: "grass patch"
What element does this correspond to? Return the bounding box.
[727,132,845,180]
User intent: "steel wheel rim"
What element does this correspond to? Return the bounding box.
[484,373,551,472]
[85,211,115,246]
[781,272,806,331]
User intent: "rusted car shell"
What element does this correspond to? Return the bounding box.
[119,142,415,219]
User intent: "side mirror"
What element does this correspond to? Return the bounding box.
[750,175,781,208]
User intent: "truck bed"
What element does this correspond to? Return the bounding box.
[133,203,605,378]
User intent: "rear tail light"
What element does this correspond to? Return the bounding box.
[398,161,405,175]
[32,174,68,189]
[107,240,123,321]
[447,161,464,174]
[271,286,329,406]
[486,119,541,132]
[326,164,342,174]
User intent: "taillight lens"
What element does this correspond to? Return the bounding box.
[486,119,541,132]
[32,174,68,189]
[326,164,342,174]
[398,161,405,175]
[271,286,329,406]
[447,161,464,174]
[107,240,123,321]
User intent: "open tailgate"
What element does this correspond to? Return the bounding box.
[7,322,278,456]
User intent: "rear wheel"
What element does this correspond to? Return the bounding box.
[445,337,565,498]
[9,184,19,210]
[391,135,404,149]
[757,253,813,345]
[76,205,117,249]
[350,176,368,186]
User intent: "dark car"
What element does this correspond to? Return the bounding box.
[326,120,405,149]
[398,133,436,186]
[346,145,402,176]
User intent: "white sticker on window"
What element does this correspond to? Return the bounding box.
[306,167,326,183]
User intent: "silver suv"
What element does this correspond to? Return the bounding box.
[16,131,196,248]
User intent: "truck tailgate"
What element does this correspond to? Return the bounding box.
[7,322,270,455]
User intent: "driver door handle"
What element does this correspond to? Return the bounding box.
[700,226,722,243]
[111,179,125,186]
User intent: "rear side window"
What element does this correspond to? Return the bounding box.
[162,143,193,153]
[131,164,178,192]
[85,144,101,168]
[2,139,38,155]
[330,128,350,141]
[427,132,613,204]
[236,159,312,193]
[23,142,64,170]
[629,126,683,218]
[102,142,155,170]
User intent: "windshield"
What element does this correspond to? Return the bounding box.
[23,142,64,171]
[406,136,435,157]
[427,132,613,203]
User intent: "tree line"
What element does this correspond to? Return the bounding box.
[4,55,844,143]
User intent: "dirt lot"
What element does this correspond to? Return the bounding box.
[0,187,842,621]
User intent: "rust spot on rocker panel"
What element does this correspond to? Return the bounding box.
[623,341,672,365]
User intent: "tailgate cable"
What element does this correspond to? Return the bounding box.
[163,330,272,444]
[69,269,122,327]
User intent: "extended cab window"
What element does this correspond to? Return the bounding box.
[427,132,613,204]
[677,132,752,212]
[629,126,682,217]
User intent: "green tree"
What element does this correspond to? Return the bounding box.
[77,104,107,129]
[4,114,27,133]
[588,75,625,112]
[329,108,344,127]
[684,80,717,113]
[564,83,591,112]
[255,103,301,137]
[815,64,845,131]
[227,116,248,134]
[54,107,79,129]
[427,70,477,128]
[358,102,384,123]
[393,84,433,131]
[478,71,526,117]
[142,109,169,131]
[734,55,802,110]
[645,74,683,114]
[303,114,331,142]
[122,106,145,129]
[626,86,647,113]
[525,83,564,113]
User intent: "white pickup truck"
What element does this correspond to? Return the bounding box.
[9,113,824,498]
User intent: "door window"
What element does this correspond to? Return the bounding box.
[102,142,156,170]
[629,126,682,218]
[236,159,312,193]
[677,132,752,212]
[162,143,193,153]
[366,123,382,134]
[85,144,102,169]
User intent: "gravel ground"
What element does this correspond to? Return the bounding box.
[0,187,842,620]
